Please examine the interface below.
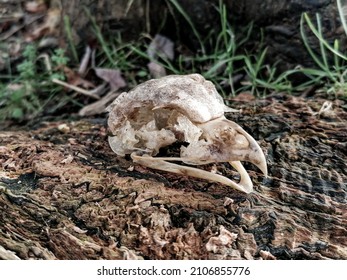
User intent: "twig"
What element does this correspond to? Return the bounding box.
[0,15,44,41]
[52,78,100,100]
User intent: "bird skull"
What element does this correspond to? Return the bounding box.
[107,74,267,193]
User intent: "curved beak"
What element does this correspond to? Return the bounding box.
[197,117,268,178]
[238,125,268,177]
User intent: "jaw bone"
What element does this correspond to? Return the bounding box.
[130,153,250,193]
[131,140,267,194]
[130,117,267,194]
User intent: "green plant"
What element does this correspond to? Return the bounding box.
[83,6,152,85]
[300,11,347,96]
[50,48,69,80]
[64,15,79,63]
[0,44,39,120]
[242,49,292,96]
[82,0,316,99]
[166,0,205,54]
[337,0,347,37]
[0,45,70,120]
[131,0,301,97]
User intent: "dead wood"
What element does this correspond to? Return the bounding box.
[0,94,347,260]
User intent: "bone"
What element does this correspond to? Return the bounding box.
[131,153,253,193]
[107,74,268,193]
[229,161,253,193]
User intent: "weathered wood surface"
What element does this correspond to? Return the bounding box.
[0,94,346,260]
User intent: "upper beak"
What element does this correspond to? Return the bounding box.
[198,118,268,177]
[238,125,268,177]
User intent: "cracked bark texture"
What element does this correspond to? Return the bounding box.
[0,93,346,260]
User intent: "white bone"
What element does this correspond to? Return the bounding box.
[131,153,251,193]
[229,161,253,193]
[107,74,267,193]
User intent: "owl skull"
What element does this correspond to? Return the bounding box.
[107,74,267,193]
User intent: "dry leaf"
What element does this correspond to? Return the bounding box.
[64,66,95,89]
[78,91,120,116]
[146,34,174,78]
[94,68,126,91]
[147,34,174,61]
[147,61,166,78]
[26,8,61,42]
[78,46,92,75]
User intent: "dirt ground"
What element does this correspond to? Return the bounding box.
[0,93,346,260]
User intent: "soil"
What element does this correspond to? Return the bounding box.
[1,92,346,260]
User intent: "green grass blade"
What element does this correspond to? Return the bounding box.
[300,13,326,71]
[166,0,205,53]
[303,13,347,61]
[316,13,328,70]
[83,7,116,66]
[337,0,347,37]
[333,39,342,75]
[63,16,79,63]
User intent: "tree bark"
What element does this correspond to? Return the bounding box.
[1,93,346,260]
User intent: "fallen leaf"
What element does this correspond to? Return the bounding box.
[205,226,237,254]
[78,46,92,75]
[94,68,126,91]
[147,34,174,60]
[146,34,174,78]
[147,61,166,78]
[64,66,95,89]
[25,8,61,42]
[78,91,120,116]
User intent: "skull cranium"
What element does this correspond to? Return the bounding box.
[107,74,267,193]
